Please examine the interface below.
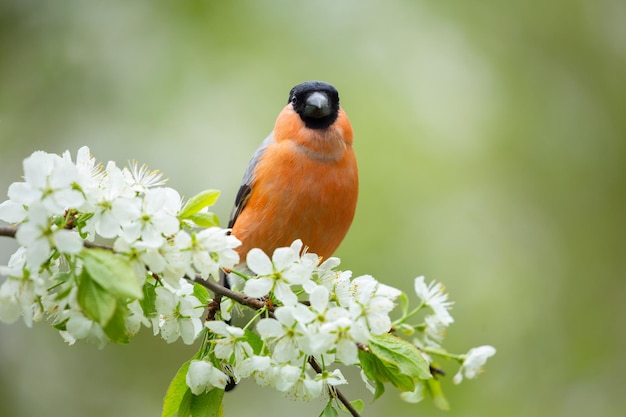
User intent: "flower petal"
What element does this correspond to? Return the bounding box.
[243,277,273,298]
[53,230,83,254]
[246,248,273,275]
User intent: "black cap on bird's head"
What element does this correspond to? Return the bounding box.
[288,81,340,130]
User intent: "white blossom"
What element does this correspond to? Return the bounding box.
[153,280,203,344]
[15,203,83,269]
[349,275,401,338]
[273,364,302,392]
[83,161,134,239]
[0,146,497,407]
[234,354,271,380]
[319,310,360,364]
[0,200,27,223]
[205,320,253,362]
[326,270,353,307]
[59,311,108,348]
[292,286,337,356]
[316,368,347,387]
[126,300,151,336]
[8,150,85,215]
[122,162,167,193]
[117,187,181,249]
[282,370,323,401]
[0,246,28,277]
[0,280,46,327]
[187,227,240,281]
[257,306,308,363]
[186,360,228,395]
[72,146,104,192]
[244,240,314,306]
[453,345,496,384]
[414,276,454,326]
[252,361,280,388]
[421,314,448,348]
[157,231,193,286]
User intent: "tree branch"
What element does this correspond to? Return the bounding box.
[0,225,111,250]
[0,225,17,239]
[309,357,361,416]
[191,276,265,311]
[0,223,362,417]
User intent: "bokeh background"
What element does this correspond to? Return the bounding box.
[1,1,624,416]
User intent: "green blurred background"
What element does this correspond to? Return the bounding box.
[1,1,624,416]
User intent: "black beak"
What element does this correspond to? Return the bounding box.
[302,92,331,118]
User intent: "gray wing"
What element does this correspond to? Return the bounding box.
[222,134,274,290]
[227,133,275,229]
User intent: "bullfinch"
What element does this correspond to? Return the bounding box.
[228,81,358,263]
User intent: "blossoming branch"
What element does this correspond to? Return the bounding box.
[0,147,495,417]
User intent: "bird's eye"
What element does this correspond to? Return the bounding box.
[291,96,297,104]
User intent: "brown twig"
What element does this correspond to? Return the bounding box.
[0,225,17,239]
[0,225,111,250]
[192,276,265,311]
[308,358,361,417]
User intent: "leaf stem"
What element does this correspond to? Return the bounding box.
[392,301,425,327]
[421,347,464,362]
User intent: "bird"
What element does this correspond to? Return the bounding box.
[220,81,357,391]
[227,80,358,265]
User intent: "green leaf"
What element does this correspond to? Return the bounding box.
[187,212,220,228]
[358,333,432,400]
[244,329,263,355]
[350,400,364,413]
[369,333,432,381]
[358,349,387,399]
[140,282,158,319]
[179,190,221,219]
[52,318,69,331]
[77,269,116,325]
[320,402,339,417]
[190,389,224,417]
[425,377,450,411]
[162,360,191,417]
[336,399,364,415]
[51,271,72,283]
[358,349,412,398]
[103,305,130,344]
[81,248,143,300]
[76,212,95,239]
[178,390,193,417]
[193,282,211,305]
[53,280,74,301]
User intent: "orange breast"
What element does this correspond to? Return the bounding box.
[231,106,358,261]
